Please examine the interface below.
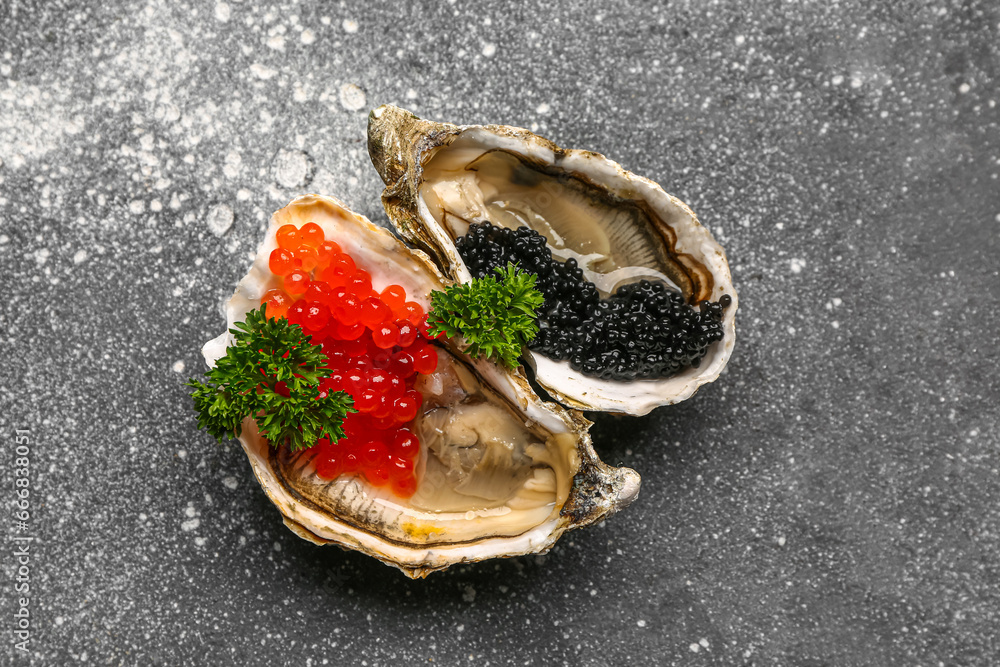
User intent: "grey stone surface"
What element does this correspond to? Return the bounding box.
[2,0,999,665]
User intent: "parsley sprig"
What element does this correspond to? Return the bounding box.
[427,263,544,369]
[187,305,355,452]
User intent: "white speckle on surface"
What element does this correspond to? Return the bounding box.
[689,643,701,653]
[150,199,162,212]
[959,83,970,94]
[482,42,496,57]
[339,83,367,111]
[406,88,418,100]
[831,321,840,329]
[831,75,844,86]
[223,476,238,490]
[34,248,50,265]
[735,35,745,45]
[300,29,316,45]
[266,34,285,51]
[637,620,647,628]
[536,102,551,114]
[342,19,358,33]
[206,203,234,236]
[778,535,786,546]
[250,63,277,80]
[194,537,207,547]
[790,258,805,273]
[224,150,242,178]
[73,249,88,264]
[850,77,862,88]
[181,518,200,532]
[129,200,145,215]
[214,2,230,22]
[273,149,313,188]
[700,638,710,648]
[0,235,8,244]
[787,326,796,335]
[172,360,185,373]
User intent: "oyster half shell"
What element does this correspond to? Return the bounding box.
[368,105,737,416]
[201,194,640,577]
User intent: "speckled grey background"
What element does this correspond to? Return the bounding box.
[2,0,999,665]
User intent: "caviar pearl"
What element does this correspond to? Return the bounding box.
[276,224,302,250]
[283,269,311,297]
[262,289,292,318]
[294,246,320,272]
[269,248,298,277]
[298,222,326,249]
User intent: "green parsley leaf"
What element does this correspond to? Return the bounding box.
[426,263,544,368]
[187,305,355,451]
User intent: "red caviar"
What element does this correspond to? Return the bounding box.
[269,248,299,277]
[294,246,320,272]
[262,288,293,318]
[398,301,426,325]
[298,222,325,249]
[276,225,301,250]
[315,241,341,268]
[284,269,311,297]
[380,285,406,310]
[318,254,356,286]
[260,222,440,498]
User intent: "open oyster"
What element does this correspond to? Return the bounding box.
[368,105,737,416]
[201,195,640,577]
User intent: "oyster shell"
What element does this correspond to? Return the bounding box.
[368,105,737,416]
[201,194,640,578]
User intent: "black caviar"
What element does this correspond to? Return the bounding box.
[456,222,731,381]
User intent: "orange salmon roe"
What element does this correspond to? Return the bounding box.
[269,248,299,277]
[294,245,320,272]
[260,222,442,498]
[315,241,341,269]
[262,288,293,318]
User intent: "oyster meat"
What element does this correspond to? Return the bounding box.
[368,105,737,416]
[201,195,640,577]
